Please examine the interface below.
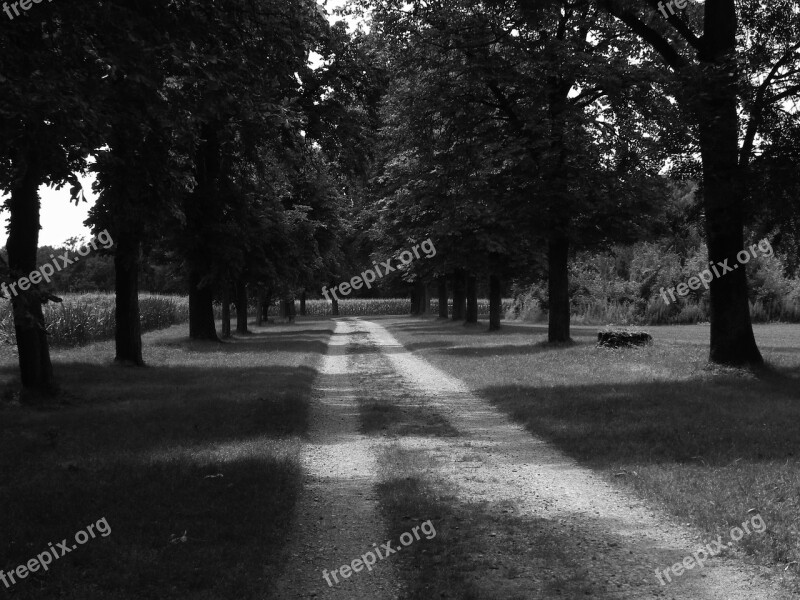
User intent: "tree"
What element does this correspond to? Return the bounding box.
[0,1,104,394]
[366,0,666,339]
[597,0,800,364]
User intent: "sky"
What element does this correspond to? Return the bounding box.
[0,173,95,249]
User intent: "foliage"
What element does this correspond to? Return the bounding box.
[508,240,800,326]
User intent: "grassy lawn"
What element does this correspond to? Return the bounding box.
[384,317,800,588]
[0,319,332,599]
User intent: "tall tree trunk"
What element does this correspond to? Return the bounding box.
[411,280,428,315]
[452,270,466,321]
[235,280,248,334]
[186,121,220,341]
[548,234,571,343]
[438,276,448,319]
[281,298,295,322]
[698,0,762,365]
[330,282,340,316]
[489,273,502,331]
[421,281,431,314]
[189,270,218,340]
[114,228,144,364]
[6,146,55,396]
[256,288,271,326]
[300,289,306,316]
[221,283,231,339]
[465,274,478,324]
[255,288,265,325]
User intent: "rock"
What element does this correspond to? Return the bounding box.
[597,331,652,348]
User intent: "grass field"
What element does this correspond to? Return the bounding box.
[0,320,332,600]
[384,318,800,589]
[3,313,799,596]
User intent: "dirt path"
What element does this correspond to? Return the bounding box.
[270,320,401,599]
[273,318,794,599]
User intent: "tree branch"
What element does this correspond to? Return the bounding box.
[641,0,702,51]
[740,41,800,167]
[599,0,688,70]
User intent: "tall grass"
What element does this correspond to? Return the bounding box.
[0,293,190,348]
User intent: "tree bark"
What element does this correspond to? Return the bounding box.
[465,274,478,324]
[697,1,762,365]
[420,281,431,314]
[600,0,762,365]
[489,273,502,331]
[255,288,264,325]
[411,280,428,315]
[281,298,295,322]
[6,146,56,396]
[189,270,218,340]
[186,121,220,342]
[330,282,340,316]
[114,228,144,363]
[548,234,571,343]
[221,283,231,339]
[452,270,466,321]
[438,276,448,319]
[235,280,248,334]
[256,288,271,326]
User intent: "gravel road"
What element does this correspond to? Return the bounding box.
[272,318,795,599]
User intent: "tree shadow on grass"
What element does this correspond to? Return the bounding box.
[0,362,321,481]
[0,453,302,600]
[150,336,330,355]
[0,362,317,599]
[479,378,800,468]
[433,340,584,357]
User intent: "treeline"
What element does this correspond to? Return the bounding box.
[512,240,800,326]
[355,0,800,366]
[2,0,799,397]
[1,0,383,395]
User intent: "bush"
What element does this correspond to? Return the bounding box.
[597,330,653,348]
[506,240,800,327]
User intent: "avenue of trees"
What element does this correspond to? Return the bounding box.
[1,0,799,397]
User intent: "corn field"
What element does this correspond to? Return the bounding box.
[0,293,190,348]
[0,294,515,350]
